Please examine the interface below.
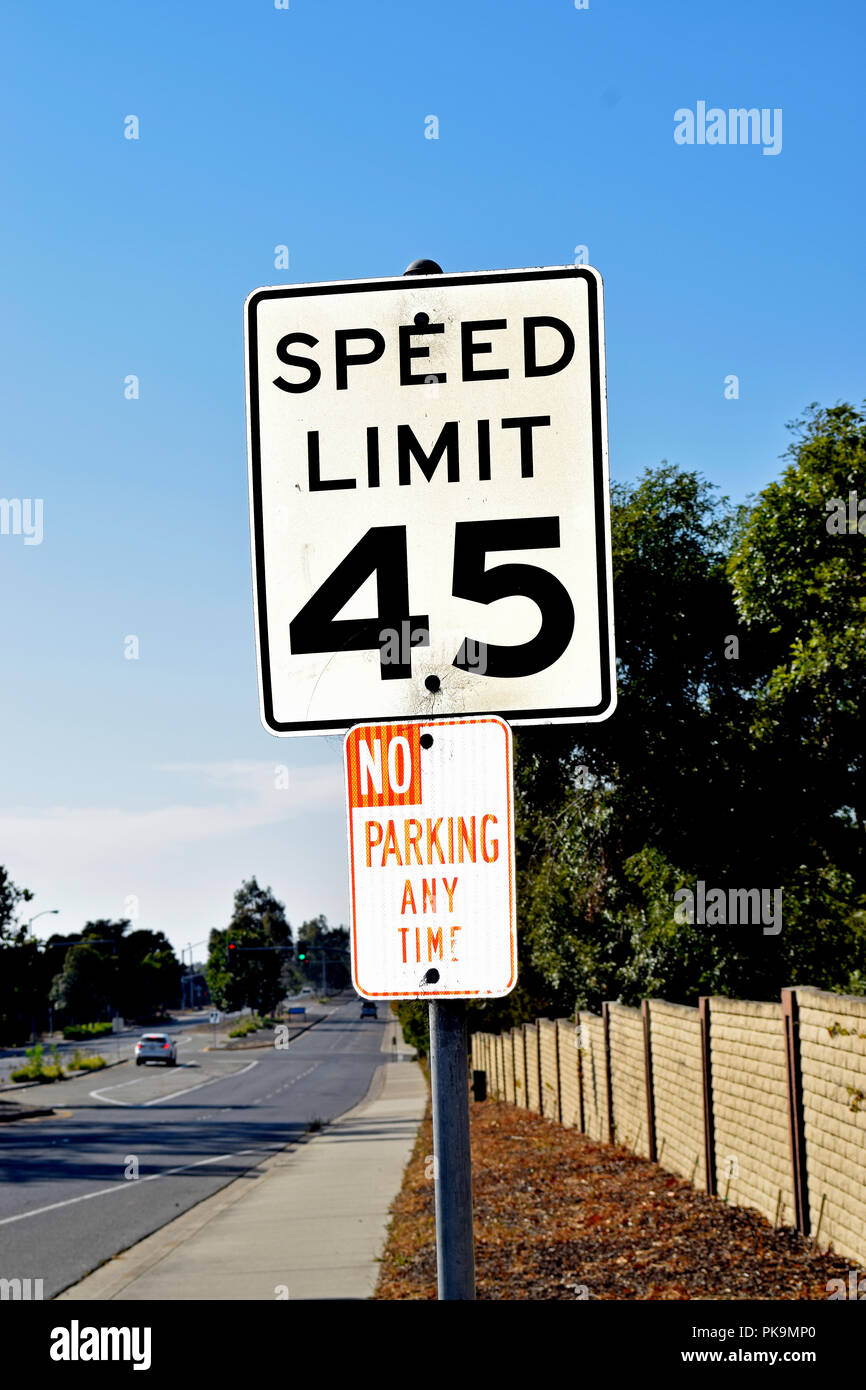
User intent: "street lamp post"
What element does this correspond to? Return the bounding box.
[24,909,59,1040]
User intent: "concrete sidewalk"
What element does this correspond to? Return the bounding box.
[59,1022,427,1302]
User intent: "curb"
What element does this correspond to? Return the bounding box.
[0,1103,56,1123]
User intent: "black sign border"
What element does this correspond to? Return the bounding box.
[246,266,614,734]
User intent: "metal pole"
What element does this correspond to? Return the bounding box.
[429,1000,476,1300]
[402,255,475,1301]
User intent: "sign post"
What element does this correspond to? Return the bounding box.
[244,254,614,1302]
[430,1000,475,1298]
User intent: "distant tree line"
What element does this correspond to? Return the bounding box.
[0,870,347,1043]
[0,887,183,1044]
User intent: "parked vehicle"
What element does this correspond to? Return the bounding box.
[135,1033,178,1067]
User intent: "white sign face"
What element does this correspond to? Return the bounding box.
[344,716,515,999]
[245,265,614,735]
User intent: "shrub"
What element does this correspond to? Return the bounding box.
[63,1022,112,1040]
[10,1042,71,1083]
[228,1015,264,1038]
[76,1055,107,1072]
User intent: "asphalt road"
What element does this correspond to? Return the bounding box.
[0,996,391,1297]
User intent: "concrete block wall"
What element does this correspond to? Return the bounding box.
[524,1022,541,1113]
[576,1010,608,1142]
[557,1018,582,1128]
[502,1029,516,1104]
[493,1033,505,1101]
[797,987,866,1266]
[512,1026,527,1107]
[470,984,866,1264]
[709,997,793,1227]
[538,1019,560,1121]
[608,1002,650,1157]
[646,1000,706,1190]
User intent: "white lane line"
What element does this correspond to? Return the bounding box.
[0,1148,266,1227]
[229,1061,322,1109]
[90,1059,259,1108]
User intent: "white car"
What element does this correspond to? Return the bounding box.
[135,1032,178,1067]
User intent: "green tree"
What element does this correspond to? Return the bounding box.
[0,864,33,942]
[206,878,293,1012]
[727,401,866,992]
[0,867,37,1043]
[295,915,349,993]
[117,930,183,1020]
[407,408,866,1038]
[507,428,866,1016]
[729,402,866,835]
[49,944,113,1024]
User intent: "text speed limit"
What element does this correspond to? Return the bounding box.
[245,265,615,733]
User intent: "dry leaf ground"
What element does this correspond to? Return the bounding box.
[375,1093,851,1300]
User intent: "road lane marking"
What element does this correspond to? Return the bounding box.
[89,1060,259,1107]
[0,1148,268,1227]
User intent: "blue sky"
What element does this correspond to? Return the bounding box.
[0,0,863,959]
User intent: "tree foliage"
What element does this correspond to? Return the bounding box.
[497,403,866,1022]
[206,877,293,1012]
[295,915,350,993]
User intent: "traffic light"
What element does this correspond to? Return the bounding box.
[298,948,306,962]
[227,941,237,966]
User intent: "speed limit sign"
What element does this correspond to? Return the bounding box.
[245,265,615,733]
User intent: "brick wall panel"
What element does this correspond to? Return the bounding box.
[513,1027,527,1107]
[539,1019,559,1121]
[608,1003,649,1156]
[708,997,793,1229]
[648,1000,706,1189]
[797,988,866,1265]
[502,1030,516,1104]
[557,1019,581,1128]
[524,1023,541,1113]
[577,1011,608,1142]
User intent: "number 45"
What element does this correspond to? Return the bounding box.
[289,518,575,680]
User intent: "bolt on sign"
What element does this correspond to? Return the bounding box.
[245,265,615,734]
[345,716,516,999]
